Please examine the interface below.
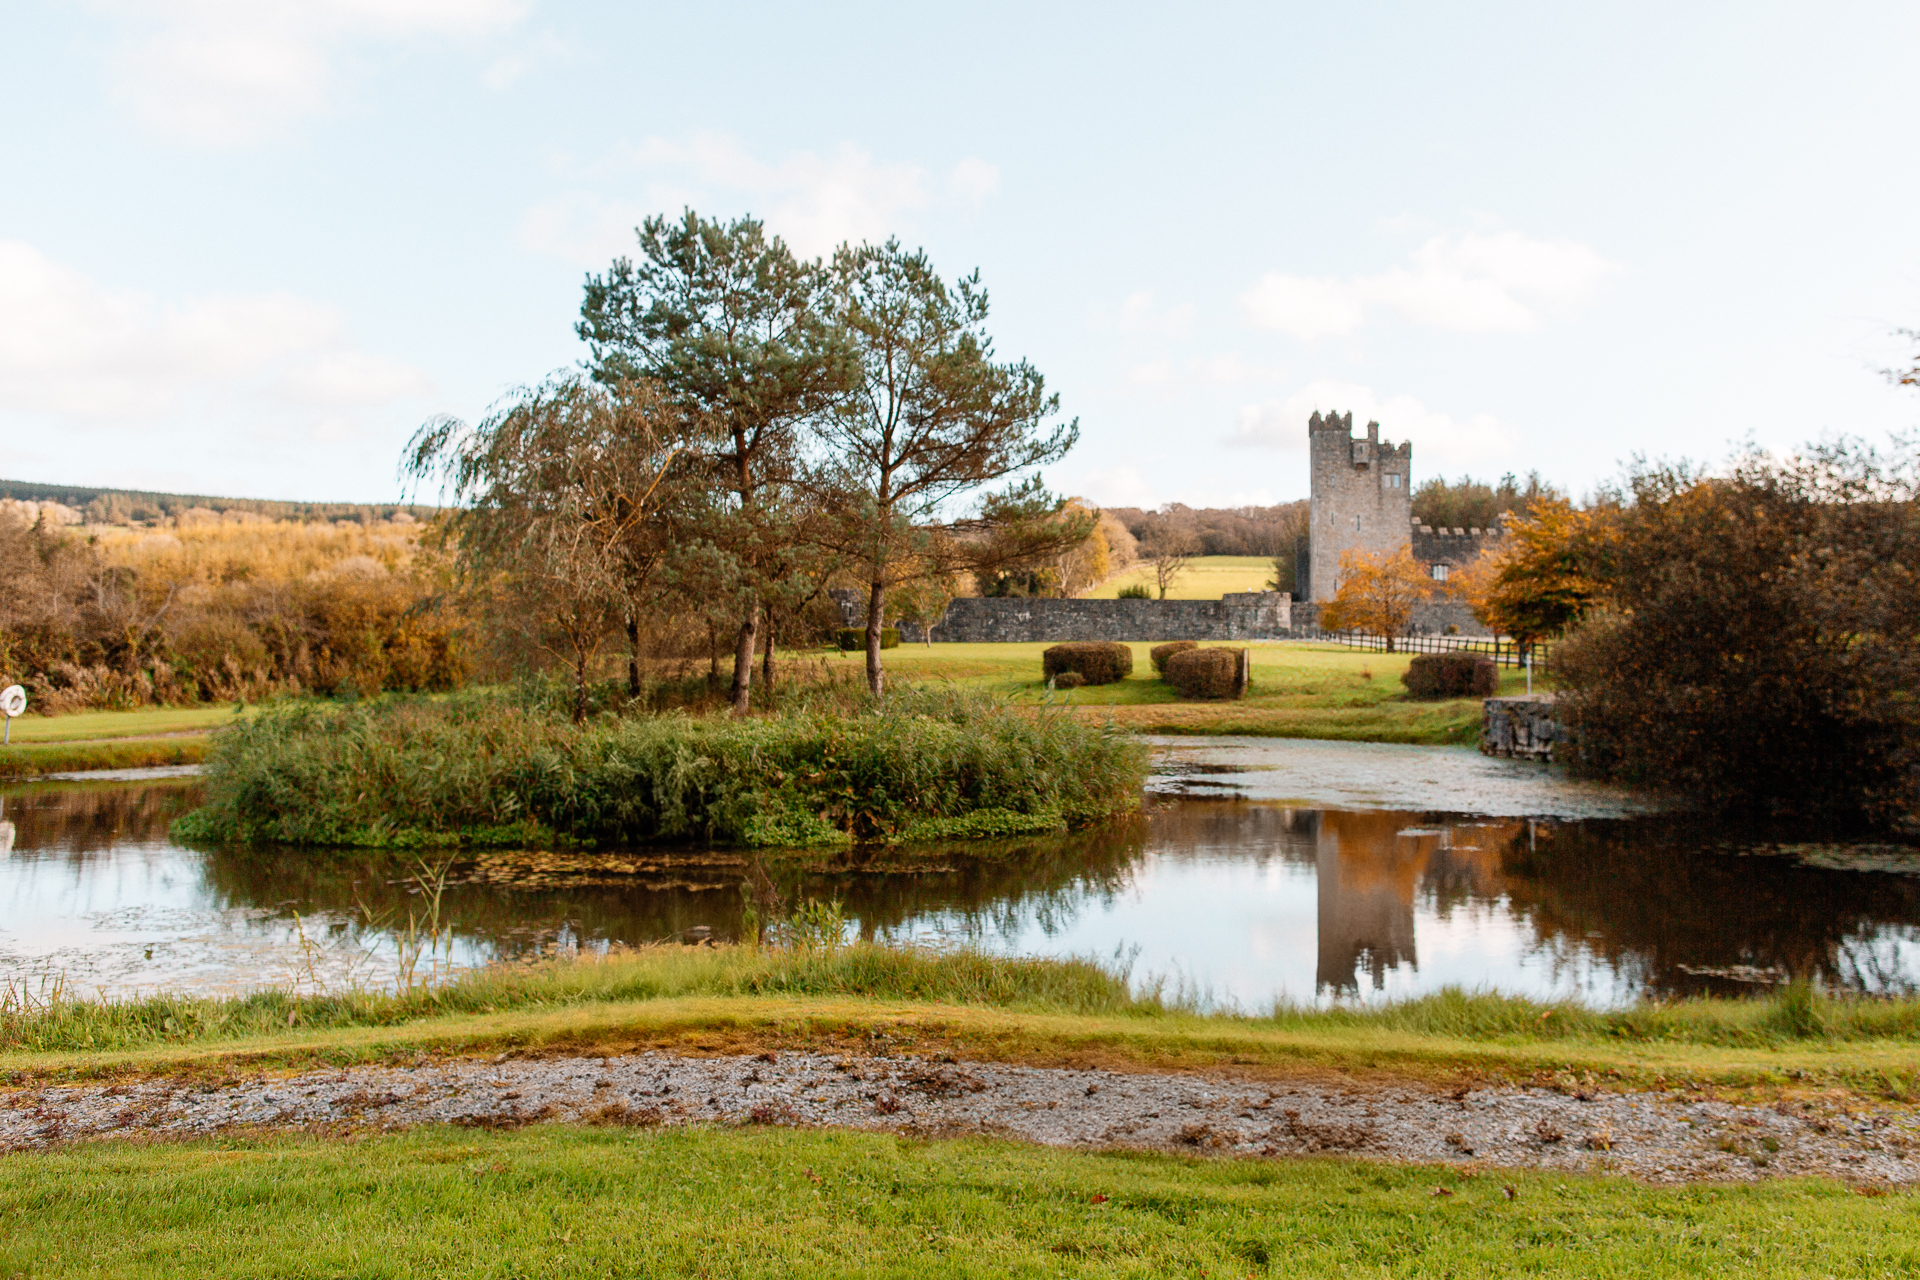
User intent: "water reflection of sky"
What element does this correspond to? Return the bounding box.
[4,780,1920,1006]
[878,837,1640,1010]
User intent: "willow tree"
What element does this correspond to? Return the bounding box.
[403,375,694,721]
[816,239,1080,694]
[579,212,851,715]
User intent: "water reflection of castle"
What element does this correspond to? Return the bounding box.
[1309,811,1516,995]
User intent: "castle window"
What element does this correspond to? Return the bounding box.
[1385,474,1403,489]
[1430,564,1449,582]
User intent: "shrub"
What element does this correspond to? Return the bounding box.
[1117,583,1151,599]
[837,627,900,651]
[1555,446,1920,824]
[1051,671,1086,690]
[1148,640,1198,674]
[1164,647,1249,700]
[1401,653,1498,700]
[1041,641,1133,686]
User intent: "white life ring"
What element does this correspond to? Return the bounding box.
[0,686,25,719]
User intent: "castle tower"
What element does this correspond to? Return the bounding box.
[1306,410,1412,602]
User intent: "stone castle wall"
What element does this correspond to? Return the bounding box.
[1307,411,1411,602]
[832,590,1293,643]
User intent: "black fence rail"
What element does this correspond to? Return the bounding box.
[1318,630,1549,670]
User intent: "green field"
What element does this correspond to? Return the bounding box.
[836,641,1526,743]
[1,1125,1909,1278]
[1085,555,1278,599]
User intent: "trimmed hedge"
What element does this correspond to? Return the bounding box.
[1042,641,1134,686]
[1149,641,1198,674]
[837,627,900,651]
[1401,652,1498,699]
[1051,671,1086,690]
[1164,647,1249,700]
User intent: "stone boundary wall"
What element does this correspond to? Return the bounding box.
[831,591,1294,644]
[830,590,1487,644]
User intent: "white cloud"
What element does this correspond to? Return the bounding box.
[93,0,528,143]
[522,136,998,262]
[1069,465,1156,508]
[0,239,430,436]
[1242,231,1617,339]
[1115,291,1195,336]
[1227,380,1518,473]
[945,157,1000,206]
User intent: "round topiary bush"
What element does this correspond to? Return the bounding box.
[1149,640,1198,675]
[1051,671,1087,690]
[1042,641,1134,686]
[837,627,900,651]
[1400,652,1498,699]
[1164,647,1250,700]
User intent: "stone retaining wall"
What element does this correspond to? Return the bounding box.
[1482,694,1559,762]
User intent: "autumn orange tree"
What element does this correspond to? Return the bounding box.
[1466,497,1613,656]
[1318,547,1429,651]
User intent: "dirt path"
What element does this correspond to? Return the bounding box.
[4,1052,1913,1184]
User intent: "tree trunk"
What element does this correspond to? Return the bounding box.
[625,615,642,697]
[865,579,887,696]
[761,608,777,702]
[572,644,589,724]
[730,599,758,716]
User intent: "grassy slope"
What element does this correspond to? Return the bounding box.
[2,705,250,742]
[0,704,252,778]
[1084,554,1278,600]
[10,950,1919,1097]
[2,1125,1911,1278]
[851,641,1531,744]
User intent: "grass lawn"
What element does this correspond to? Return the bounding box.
[0,703,252,778]
[823,641,1532,744]
[2,703,251,743]
[1084,554,1278,600]
[6,948,1920,1276]
[1,1124,1910,1278]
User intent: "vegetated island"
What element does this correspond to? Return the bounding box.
[171,684,1148,850]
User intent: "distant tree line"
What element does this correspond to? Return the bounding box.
[0,479,432,527]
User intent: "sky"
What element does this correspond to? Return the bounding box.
[2,1,1917,509]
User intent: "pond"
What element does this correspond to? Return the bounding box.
[3,739,1918,1008]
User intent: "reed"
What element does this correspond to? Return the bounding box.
[172,684,1150,849]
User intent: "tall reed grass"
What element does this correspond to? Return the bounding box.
[173,685,1149,849]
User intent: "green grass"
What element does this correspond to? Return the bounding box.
[175,685,1149,849]
[0,702,260,778]
[0,703,253,743]
[846,641,1533,743]
[0,735,210,780]
[11,947,1920,1097]
[1085,554,1279,599]
[0,1124,1910,1278]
